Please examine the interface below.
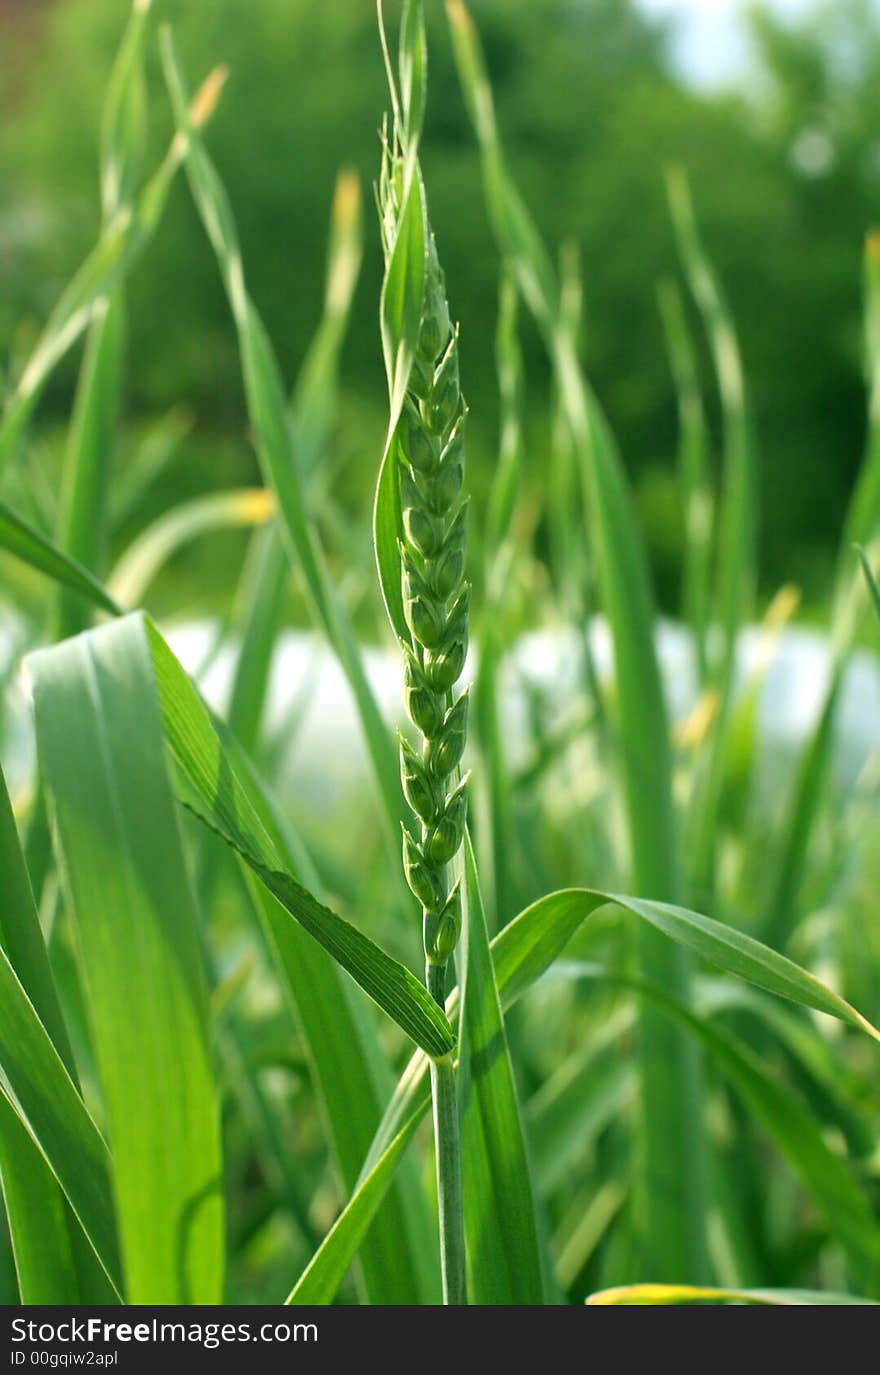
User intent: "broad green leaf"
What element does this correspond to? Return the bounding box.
[31,622,224,1304]
[458,835,544,1303]
[0,942,121,1297]
[447,0,701,1280]
[160,31,404,839]
[108,487,274,606]
[284,1114,421,1306]
[0,502,121,618]
[0,770,112,1304]
[588,1284,877,1306]
[139,613,453,1059]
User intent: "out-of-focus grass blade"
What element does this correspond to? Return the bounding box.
[57,295,125,640]
[526,1040,635,1198]
[139,613,453,1059]
[458,835,543,1303]
[758,234,880,943]
[57,0,150,640]
[284,1114,420,1306]
[838,233,880,598]
[859,545,880,621]
[588,1284,877,1306]
[226,525,289,756]
[447,0,703,1280]
[0,942,121,1297]
[109,407,194,529]
[666,167,755,900]
[374,1,428,646]
[0,66,225,470]
[107,487,274,606]
[31,623,224,1304]
[213,164,435,1300]
[657,276,712,683]
[0,501,121,617]
[160,32,403,838]
[0,771,111,1304]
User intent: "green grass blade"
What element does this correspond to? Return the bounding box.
[374,169,427,645]
[0,942,121,1297]
[284,1114,421,1306]
[657,276,712,682]
[341,867,880,1301]
[555,963,880,1288]
[141,614,453,1059]
[0,67,225,470]
[227,525,289,755]
[666,169,755,901]
[458,834,543,1303]
[57,294,125,641]
[859,544,880,622]
[108,487,273,606]
[0,770,111,1304]
[0,501,122,617]
[109,407,193,529]
[492,889,880,1042]
[291,169,362,459]
[588,1285,877,1306]
[837,234,880,601]
[0,1098,79,1305]
[447,0,701,1278]
[57,0,150,640]
[30,621,225,1303]
[757,236,880,943]
[160,31,403,838]
[526,1044,635,1199]
[646,988,880,1287]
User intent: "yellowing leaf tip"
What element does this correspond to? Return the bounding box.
[190,66,229,129]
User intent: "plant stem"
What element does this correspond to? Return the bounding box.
[427,960,467,1306]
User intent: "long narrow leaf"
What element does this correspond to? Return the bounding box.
[31,622,225,1303]
[0,502,121,617]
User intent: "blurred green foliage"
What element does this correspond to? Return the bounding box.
[3,0,880,607]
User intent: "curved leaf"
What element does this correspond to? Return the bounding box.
[588,1284,877,1306]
